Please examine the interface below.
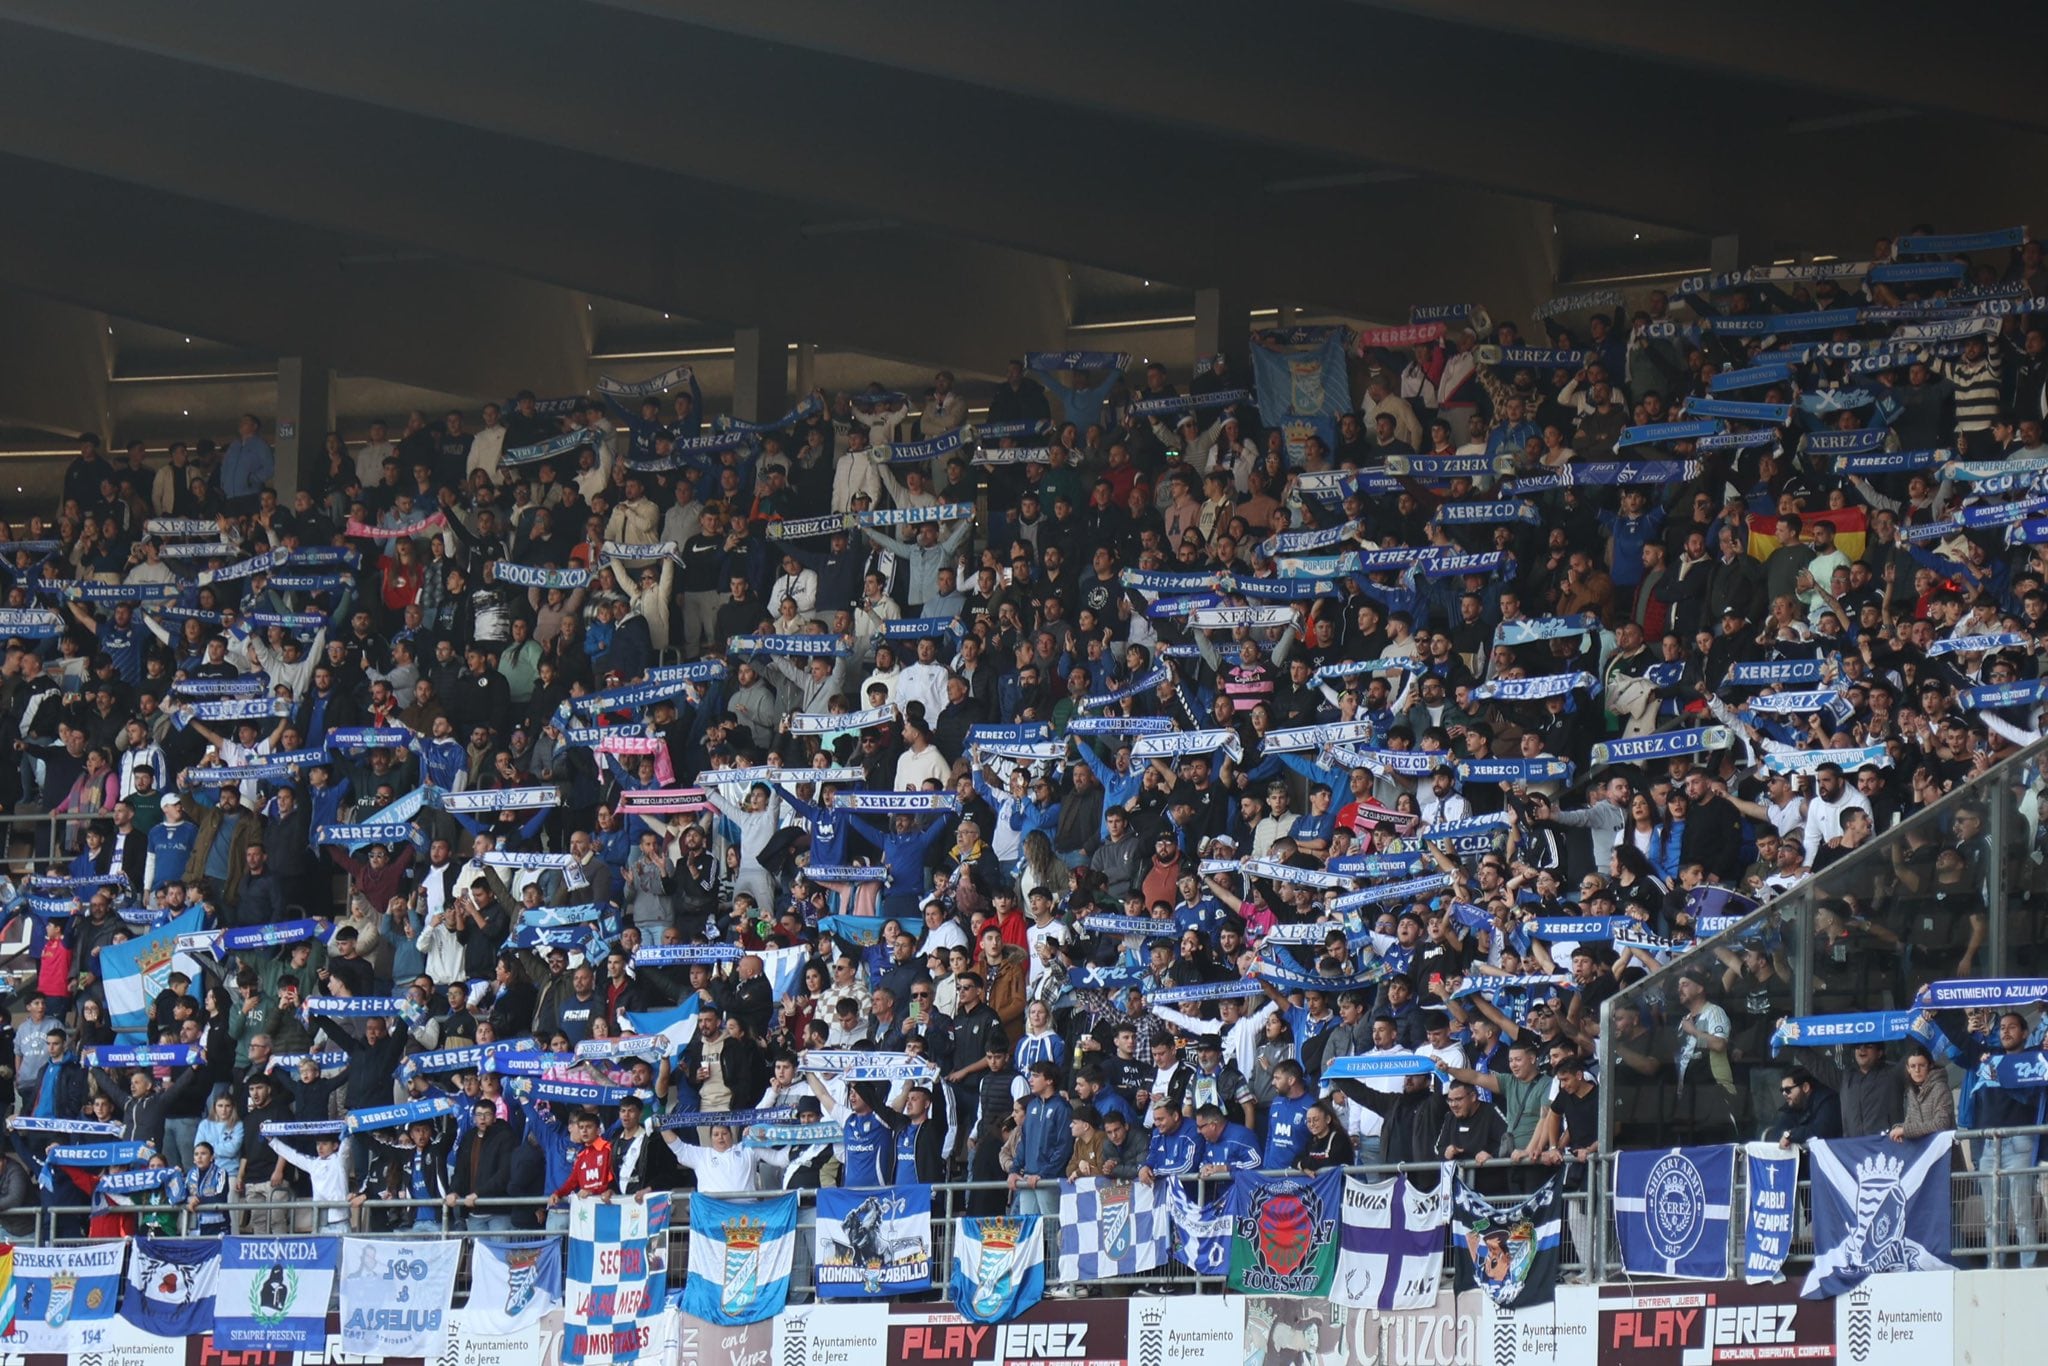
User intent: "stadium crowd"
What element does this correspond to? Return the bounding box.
[0,226,2043,1257]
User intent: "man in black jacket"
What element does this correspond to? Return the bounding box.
[229,845,285,931]
[317,1012,408,1116]
[1680,771,1746,885]
[102,1060,203,1154]
[448,1097,521,1229]
[608,1094,681,1200]
[1763,1066,1844,1146]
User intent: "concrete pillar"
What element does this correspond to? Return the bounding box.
[1710,234,1742,276]
[732,327,788,424]
[792,342,817,400]
[1192,286,1251,385]
[272,356,332,502]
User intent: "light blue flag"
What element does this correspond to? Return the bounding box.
[100,908,206,1037]
[683,1192,798,1326]
[949,1215,1045,1325]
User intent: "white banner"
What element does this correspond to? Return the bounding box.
[339,1237,462,1358]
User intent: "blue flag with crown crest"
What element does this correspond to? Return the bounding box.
[949,1215,1045,1325]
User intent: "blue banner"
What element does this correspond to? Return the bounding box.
[1803,1132,1955,1297]
[1251,328,1350,463]
[1743,1142,1800,1284]
[814,1186,934,1299]
[1613,1145,1734,1280]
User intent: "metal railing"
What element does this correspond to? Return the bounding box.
[19,1133,2042,1310]
[1597,732,2048,1161]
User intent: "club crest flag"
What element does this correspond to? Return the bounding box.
[338,1237,461,1358]
[1744,1142,1800,1284]
[467,1238,563,1336]
[100,908,206,1036]
[1163,1181,1230,1276]
[566,1192,671,1365]
[1802,1131,1954,1299]
[120,1237,219,1337]
[1613,1144,1735,1280]
[683,1192,796,1326]
[1451,1171,1564,1308]
[949,1216,1045,1326]
[1332,1172,1450,1311]
[815,1185,933,1299]
[213,1236,336,1352]
[1,1241,123,1351]
[1056,1177,1169,1282]
[1226,1169,1342,1297]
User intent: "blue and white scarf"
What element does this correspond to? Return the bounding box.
[1326,852,1425,877]
[1436,500,1540,526]
[267,1052,349,1071]
[1261,720,1376,754]
[1552,460,1702,488]
[1709,362,1797,393]
[1588,726,1732,766]
[790,704,896,734]
[1894,226,2027,255]
[173,676,269,697]
[633,944,743,965]
[768,513,857,541]
[0,608,65,638]
[1495,614,1598,646]
[1761,744,1889,775]
[1926,632,2027,657]
[967,723,1052,744]
[437,785,558,812]
[975,419,1053,440]
[1330,872,1455,911]
[1746,690,1846,714]
[1419,550,1505,579]
[504,429,603,466]
[1066,715,1174,736]
[1239,859,1350,889]
[1691,429,1780,453]
[798,865,889,883]
[1337,746,1438,775]
[327,726,413,752]
[652,1108,799,1132]
[1617,419,1721,449]
[878,616,963,639]
[6,1116,121,1136]
[1080,914,1173,937]
[872,429,972,466]
[83,1045,201,1069]
[856,502,972,528]
[696,764,864,788]
[1130,729,1243,763]
[1121,567,1221,593]
[1144,979,1266,1005]
[1126,387,1255,418]
[1531,287,1621,319]
[1490,347,1589,370]
[970,446,1054,467]
[1457,758,1573,785]
[1224,574,1337,602]
[1769,1009,1920,1057]
[317,822,414,845]
[1684,397,1792,425]
[830,791,961,814]
[745,1123,846,1147]
[597,364,694,399]
[1912,978,2048,1010]
[1188,605,1295,630]
[304,995,419,1021]
[1261,524,1356,557]
[717,393,825,434]
[492,562,592,589]
[1472,672,1596,702]
[1076,664,1170,712]
[728,633,848,656]
[797,1052,939,1082]
[1839,450,1938,475]
[1958,679,2048,710]
[184,746,330,784]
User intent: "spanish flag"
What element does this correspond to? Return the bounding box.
[1746,506,1867,564]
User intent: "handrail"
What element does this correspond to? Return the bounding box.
[1595,730,2048,1154]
